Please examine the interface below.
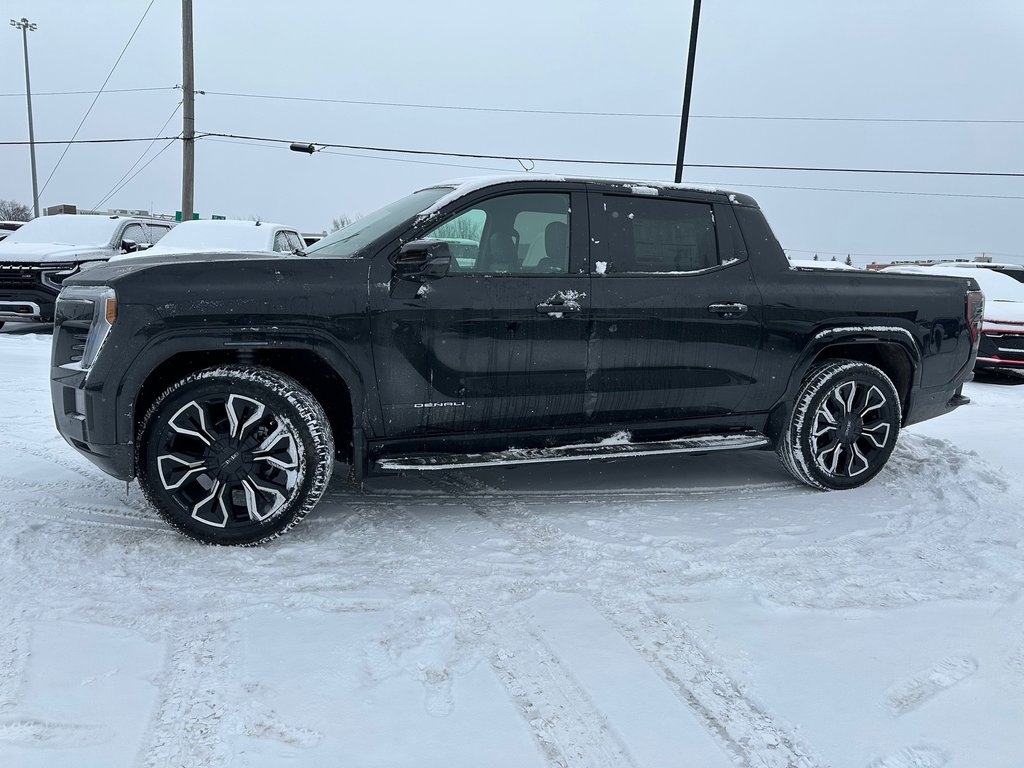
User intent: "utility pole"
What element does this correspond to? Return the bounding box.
[10,17,40,218]
[673,0,702,184]
[180,0,195,221]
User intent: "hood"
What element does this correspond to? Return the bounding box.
[66,249,300,285]
[108,246,277,262]
[0,241,111,263]
[984,299,1024,330]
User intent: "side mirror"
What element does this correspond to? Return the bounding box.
[390,239,451,281]
[121,238,139,253]
[137,242,153,252]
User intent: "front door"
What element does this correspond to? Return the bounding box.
[370,188,591,438]
[585,189,763,425]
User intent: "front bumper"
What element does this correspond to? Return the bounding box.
[51,370,134,480]
[0,288,56,322]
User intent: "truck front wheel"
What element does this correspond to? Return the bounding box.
[778,359,901,491]
[138,365,334,545]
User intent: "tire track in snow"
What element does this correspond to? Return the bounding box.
[392,504,640,768]
[137,624,233,768]
[425,473,825,768]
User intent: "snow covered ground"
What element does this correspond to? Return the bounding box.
[1,322,1023,768]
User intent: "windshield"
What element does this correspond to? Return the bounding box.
[153,221,273,251]
[2,215,121,247]
[305,187,454,258]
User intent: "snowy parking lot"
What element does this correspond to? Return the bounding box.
[1,323,1023,768]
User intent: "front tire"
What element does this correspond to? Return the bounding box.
[138,366,334,545]
[778,359,901,491]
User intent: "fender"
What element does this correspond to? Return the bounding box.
[114,323,376,446]
[764,324,923,443]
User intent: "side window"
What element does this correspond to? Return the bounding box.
[149,224,171,243]
[600,196,718,274]
[285,231,304,252]
[424,192,570,275]
[121,223,147,248]
[273,232,291,252]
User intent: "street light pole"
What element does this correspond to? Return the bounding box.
[10,17,40,218]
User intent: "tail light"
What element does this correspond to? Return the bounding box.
[966,289,984,350]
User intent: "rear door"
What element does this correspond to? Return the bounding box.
[585,187,763,424]
[369,185,592,438]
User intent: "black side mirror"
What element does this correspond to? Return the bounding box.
[390,239,451,281]
[121,238,139,253]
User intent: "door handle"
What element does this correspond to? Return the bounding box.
[536,302,581,315]
[707,302,748,317]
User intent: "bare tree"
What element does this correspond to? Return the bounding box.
[0,199,32,221]
[330,213,361,232]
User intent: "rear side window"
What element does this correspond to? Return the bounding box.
[273,232,291,252]
[598,195,719,274]
[149,224,172,243]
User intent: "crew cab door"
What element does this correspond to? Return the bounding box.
[585,188,763,424]
[369,187,591,437]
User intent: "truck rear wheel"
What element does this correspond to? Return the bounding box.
[778,359,901,491]
[138,365,334,545]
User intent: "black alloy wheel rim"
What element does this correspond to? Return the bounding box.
[154,393,300,529]
[810,379,895,478]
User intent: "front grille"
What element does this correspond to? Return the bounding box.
[0,263,71,290]
[984,332,1024,361]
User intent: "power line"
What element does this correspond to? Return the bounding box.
[96,138,178,206]
[0,85,176,97]
[209,135,1024,203]
[197,89,1024,125]
[93,102,183,209]
[0,136,180,145]
[35,0,158,201]
[197,131,1024,177]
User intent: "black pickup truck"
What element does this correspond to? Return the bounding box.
[50,176,984,545]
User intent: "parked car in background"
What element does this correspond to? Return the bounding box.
[109,219,304,261]
[934,261,1024,285]
[0,213,172,328]
[883,264,1024,371]
[0,221,25,244]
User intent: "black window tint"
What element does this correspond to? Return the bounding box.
[601,196,718,273]
[425,192,570,275]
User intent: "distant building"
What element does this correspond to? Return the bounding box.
[866,255,993,271]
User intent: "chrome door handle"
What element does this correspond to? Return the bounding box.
[708,302,748,317]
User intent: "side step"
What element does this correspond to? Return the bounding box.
[375,430,770,472]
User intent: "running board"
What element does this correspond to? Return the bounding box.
[376,430,770,472]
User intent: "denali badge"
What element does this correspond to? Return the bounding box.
[413,402,466,408]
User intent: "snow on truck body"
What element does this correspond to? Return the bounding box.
[50,175,982,545]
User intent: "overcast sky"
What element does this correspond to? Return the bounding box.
[2,0,1023,265]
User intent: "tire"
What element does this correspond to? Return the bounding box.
[138,365,334,545]
[778,359,902,491]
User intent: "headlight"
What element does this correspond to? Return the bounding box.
[41,264,81,290]
[57,285,117,371]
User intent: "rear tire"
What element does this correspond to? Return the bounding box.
[138,365,334,545]
[778,359,901,491]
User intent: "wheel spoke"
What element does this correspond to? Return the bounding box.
[252,423,299,470]
[858,385,886,419]
[815,439,844,474]
[861,421,891,449]
[190,479,229,528]
[848,442,871,476]
[226,394,266,440]
[241,476,287,522]
[157,453,208,491]
[168,400,216,446]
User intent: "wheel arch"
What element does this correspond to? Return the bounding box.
[765,330,920,445]
[131,345,361,470]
